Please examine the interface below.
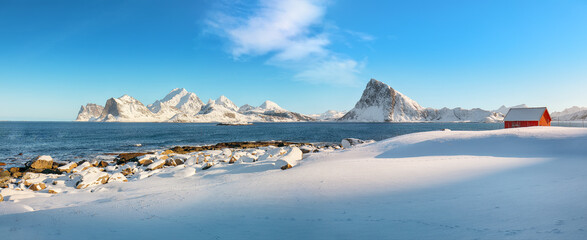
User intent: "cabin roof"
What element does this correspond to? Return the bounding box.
[504,107,547,121]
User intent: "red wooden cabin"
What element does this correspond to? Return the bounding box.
[504,107,551,128]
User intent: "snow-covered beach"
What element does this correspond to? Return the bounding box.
[1,126,586,239]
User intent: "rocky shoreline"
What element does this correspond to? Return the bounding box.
[0,140,363,202]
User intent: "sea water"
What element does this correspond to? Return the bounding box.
[1,121,505,163]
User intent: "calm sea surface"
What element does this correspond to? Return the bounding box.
[0,121,507,163]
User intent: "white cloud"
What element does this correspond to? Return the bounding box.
[207,0,367,85]
[294,58,365,85]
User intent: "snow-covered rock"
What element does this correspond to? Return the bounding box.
[341,79,505,122]
[27,155,53,170]
[341,138,375,148]
[76,169,110,189]
[147,160,166,171]
[58,162,77,173]
[108,173,128,183]
[275,147,303,169]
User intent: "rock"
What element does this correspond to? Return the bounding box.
[58,162,78,173]
[146,160,166,171]
[280,164,293,170]
[97,161,109,168]
[138,159,154,166]
[105,165,118,172]
[72,162,92,173]
[0,162,5,166]
[52,180,65,186]
[27,155,54,170]
[121,165,137,176]
[159,155,169,160]
[161,149,174,155]
[108,173,128,183]
[41,169,62,174]
[76,170,110,189]
[228,156,238,164]
[0,170,10,178]
[9,167,23,173]
[165,158,184,166]
[48,189,59,194]
[0,175,11,188]
[22,172,40,180]
[341,138,374,148]
[116,152,148,164]
[12,172,23,178]
[275,147,303,170]
[0,194,3,201]
[29,183,46,191]
[202,162,214,170]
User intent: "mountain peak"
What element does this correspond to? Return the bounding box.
[259,100,284,111]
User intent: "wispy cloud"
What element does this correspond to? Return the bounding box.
[294,57,365,86]
[207,0,368,85]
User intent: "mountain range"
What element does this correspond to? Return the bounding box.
[77,79,584,123]
[77,88,314,123]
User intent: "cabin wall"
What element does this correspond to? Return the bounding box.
[505,121,539,128]
[539,115,551,126]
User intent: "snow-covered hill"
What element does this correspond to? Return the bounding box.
[77,89,313,123]
[341,79,504,122]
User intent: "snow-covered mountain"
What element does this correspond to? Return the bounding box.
[147,88,204,119]
[238,100,314,122]
[76,103,104,121]
[551,106,587,121]
[309,110,347,121]
[77,89,313,123]
[99,95,160,122]
[494,104,529,115]
[340,79,504,122]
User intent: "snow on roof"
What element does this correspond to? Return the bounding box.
[504,107,547,121]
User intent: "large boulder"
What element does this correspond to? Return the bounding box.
[27,155,54,170]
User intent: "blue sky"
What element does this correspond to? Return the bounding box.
[1,0,586,121]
